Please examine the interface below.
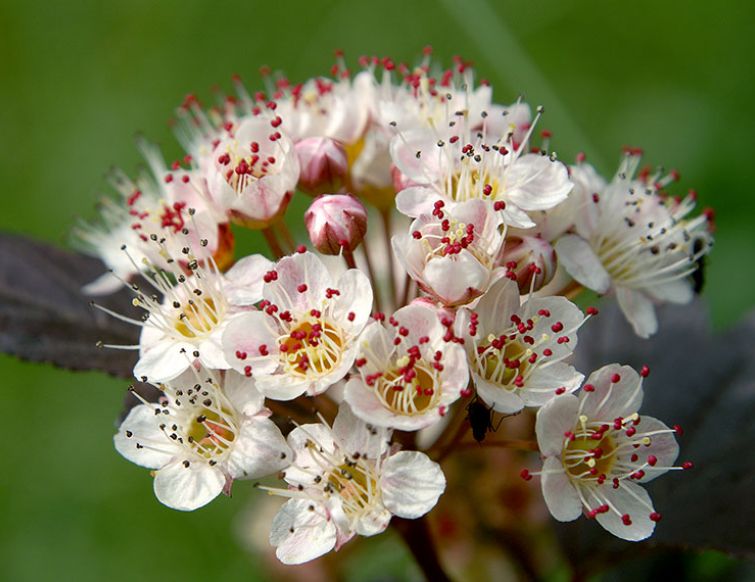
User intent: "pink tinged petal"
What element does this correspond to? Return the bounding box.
[381,451,446,519]
[114,404,177,469]
[135,338,194,383]
[474,374,524,414]
[423,253,488,305]
[595,481,656,541]
[438,342,470,401]
[221,311,279,376]
[226,418,292,480]
[579,364,643,420]
[265,251,332,313]
[223,372,265,416]
[332,402,391,460]
[555,234,611,293]
[393,303,443,346]
[255,376,310,401]
[616,287,658,338]
[520,363,584,407]
[224,254,274,305]
[505,154,573,211]
[354,508,392,537]
[153,460,225,511]
[541,457,582,522]
[330,268,373,333]
[395,186,440,218]
[634,416,679,483]
[270,499,337,565]
[536,394,580,457]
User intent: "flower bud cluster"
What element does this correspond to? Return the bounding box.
[81,51,713,565]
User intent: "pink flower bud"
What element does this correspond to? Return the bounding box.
[295,137,348,195]
[304,194,367,255]
[499,236,556,294]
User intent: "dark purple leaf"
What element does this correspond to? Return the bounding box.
[553,299,755,574]
[0,232,140,378]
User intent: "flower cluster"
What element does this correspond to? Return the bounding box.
[84,51,713,565]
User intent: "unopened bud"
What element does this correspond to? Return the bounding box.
[304,194,367,255]
[499,235,556,293]
[295,137,348,195]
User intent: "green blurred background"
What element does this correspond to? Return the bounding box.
[1,1,753,580]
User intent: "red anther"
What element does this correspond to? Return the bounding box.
[164,174,174,183]
[555,386,566,395]
[551,322,563,333]
[649,512,662,522]
[259,345,269,356]
[673,424,684,436]
[541,129,552,139]
[460,387,473,398]
[412,230,422,239]
[576,152,586,163]
[482,184,492,196]
[647,455,658,466]
[537,309,551,317]
[372,312,385,321]
[621,514,632,526]
[631,453,639,462]
[626,427,637,437]
[640,365,650,378]
[297,284,308,293]
[520,469,532,481]
[583,384,595,392]
[438,405,447,417]
[355,358,367,367]
[418,336,430,344]
[347,312,356,322]
[398,326,409,337]
[557,337,570,344]
[592,193,600,204]
[543,349,553,357]
[586,306,599,316]
[611,373,621,383]
[682,461,694,470]
[493,201,506,211]
[181,175,190,183]
[296,244,307,253]
[243,365,252,377]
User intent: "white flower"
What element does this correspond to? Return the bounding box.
[392,199,506,306]
[391,106,572,228]
[457,278,586,414]
[266,404,445,564]
[533,363,682,541]
[129,249,273,383]
[344,302,469,431]
[222,251,373,400]
[207,116,300,228]
[75,140,230,295]
[114,367,292,511]
[555,154,713,337]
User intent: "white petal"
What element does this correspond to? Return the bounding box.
[634,416,679,482]
[520,363,584,407]
[474,278,520,337]
[135,337,193,383]
[381,451,446,518]
[265,251,332,313]
[555,234,611,293]
[647,279,693,304]
[224,254,274,305]
[221,311,279,376]
[330,268,373,333]
[153,461,225,511]
[579,364,643,420]
[114,404,176,469]
[389,130,443,184]
[255,375,309,401]
[535,394,579,457]
[616,287,658,338]
[595,481,655,541]
[332,402,391,460]
[474,375,524,414]
[198,335,230,370]
[226,418,292,480]
[541,457,582,522]
[223,371,265,415]
[505,154,573,211]
[270,499,337,564]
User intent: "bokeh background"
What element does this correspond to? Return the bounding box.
[1,1,753,580]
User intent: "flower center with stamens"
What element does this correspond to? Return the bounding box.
[187,407,236,459]
[280,320,345,377]
[563,430,617,480]
[218,140,275,194]
[477,337,530,389]
[175,298,221,338]
[326,460,380,517]
[374,360,438,415]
